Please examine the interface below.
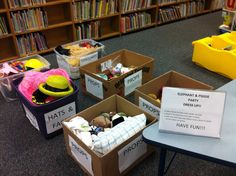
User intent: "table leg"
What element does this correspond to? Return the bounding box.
[158,147,167,176]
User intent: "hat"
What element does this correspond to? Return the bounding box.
[38,75,74,97]
[25,58,45,70]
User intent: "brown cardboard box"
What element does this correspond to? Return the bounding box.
[134,70,213,119]
[62,95,157,176]
[79,49,154,100]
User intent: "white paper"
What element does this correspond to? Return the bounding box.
[159,87,226,138]
[23,105,39,131]
[80,52,98,66]
[118,135,147,173]
[139,97,160,118]
[44,102,76,134]
[100,59,112,72]
[68,135,94,176]
[85,74,103,99]
[124,70,142,96]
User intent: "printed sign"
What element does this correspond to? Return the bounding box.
[23,105,39,131]
[100,59,112,72]
[159,87,226,138]
[80,52,98,66]
[44,102,76,134]
[124,70,142,96]
[118,135,147,173]
[139,97,160,118]
[85,74,103,99]
[69,135,93,176]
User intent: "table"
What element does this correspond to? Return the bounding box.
[142,79,236,176]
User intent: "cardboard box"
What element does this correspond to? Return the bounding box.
[12,77,79,139]
[54,39,105,79]
[0,55,50,102]
[62,95,157,176]
[134,70,213,118]
[79,49,154,100]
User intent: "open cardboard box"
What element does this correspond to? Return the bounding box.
[79,49,154,100]
[62,95,157,176]
[134,70,213,118]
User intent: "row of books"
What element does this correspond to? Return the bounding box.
[188,0,206,16]
[158,0,183,5]
[76,21,101,40]
[158,5,185,23]
[11,8,48,33]
[211,0,223,10]
[120,0,152,13]
[17,32,48,55]
[73,0,118,20]
[0,17,8,36]
[7,0,46,9]
[120,12,152,33]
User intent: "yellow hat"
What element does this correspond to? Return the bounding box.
[25,58,45,70]
[38,75,74,97]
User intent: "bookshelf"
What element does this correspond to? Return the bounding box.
[0,0,223,62]
[157,0,223,24]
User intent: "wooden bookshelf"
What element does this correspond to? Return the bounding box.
[0,0,223,62]
[157,0,223,24]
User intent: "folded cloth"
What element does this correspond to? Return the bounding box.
[92,113,146,154]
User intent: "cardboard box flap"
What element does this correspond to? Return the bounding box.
[169,71,213,89]
[80,49,154,73]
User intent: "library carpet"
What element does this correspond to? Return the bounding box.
[1,10,235,176]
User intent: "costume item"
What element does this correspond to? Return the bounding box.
[18,68,71,103]
[24,59,45,70]
[38,75,74,97]
[65,113,147,155]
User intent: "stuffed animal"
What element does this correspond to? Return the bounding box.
[90,113,112,128]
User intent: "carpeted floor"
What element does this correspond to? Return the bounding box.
[1,10,235,176]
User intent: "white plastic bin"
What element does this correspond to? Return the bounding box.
[54,39,105,79]
[0,55,50,102]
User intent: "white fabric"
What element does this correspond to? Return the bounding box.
[92,113,146,154]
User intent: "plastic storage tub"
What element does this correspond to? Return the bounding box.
[12,77,79,139]
[54,39,105,79]
[0,55,50,102]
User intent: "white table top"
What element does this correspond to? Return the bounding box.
[143,79,236,165]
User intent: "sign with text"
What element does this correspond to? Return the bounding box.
[69,135,94,176]
[44,102,76,134]
[80,52,98,66]
[124,70,142,96]
[100,59,112,72]
[85,74,103,99]
[159,87,226,138]
[139,97,160,118]
[118,135,147,173]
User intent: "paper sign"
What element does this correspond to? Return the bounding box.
[124,70,142,96]
[68,135,94,176]
[23,105,39,131]
[139,97,160,118]
[159,87,226,138]
[44,102,76,134]
[118,135,147,173]
[80,52,98,66]
[100,59,112,72]
[85,74,103,99]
